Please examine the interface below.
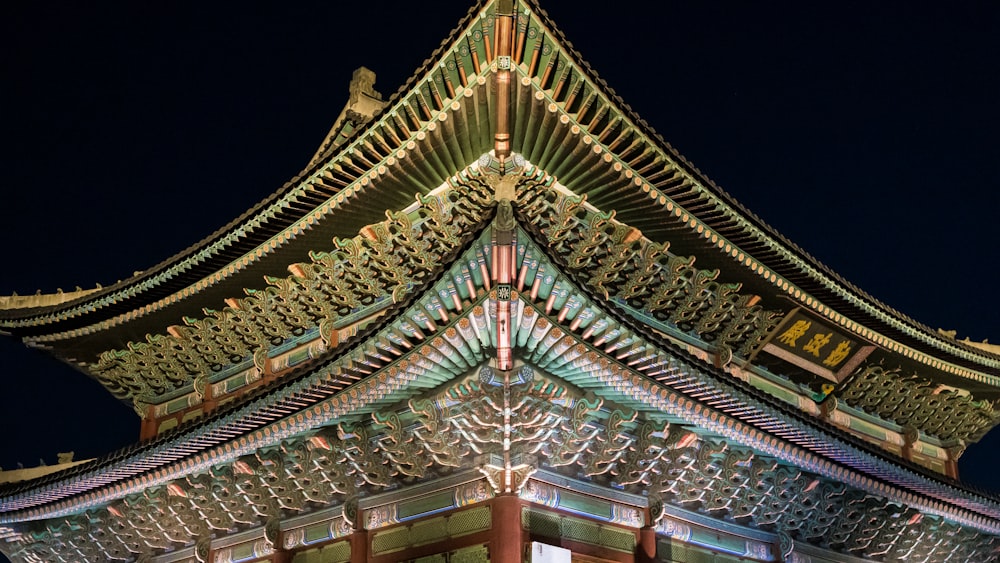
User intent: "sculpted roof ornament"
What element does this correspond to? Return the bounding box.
[306,66,388,168]
[496,198,515,230]
[0,286,100,311]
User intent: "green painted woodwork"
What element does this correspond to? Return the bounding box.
[304,523,331,544]
[157,417,178,434]
[547,489,610,521]
[223,371,254,393]
[656,540,749,563]
[838,363,998,442]
[398,490,458,520]
[746,376,802,408]
[370,506,491,556]
[229,542,255,560]
[846,416,889,441]
[521,507,636,553]
[164,396,192,415]
[449,544,489,562]
[404,543,489,563]
[290,540,350,563]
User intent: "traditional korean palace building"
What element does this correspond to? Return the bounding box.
[3,1,1000,561]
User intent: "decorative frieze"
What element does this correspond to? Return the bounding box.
[656,516,774,561]
[521,507,637,553]
[212,538,272,563]
[369,506,492,557]
[282,516,351,550]
[91,179,494,408]
[210,366,262,398]
[364,480,494,531]
[519,480,643,528]
[516,178,783,365]
[838,364,999,442]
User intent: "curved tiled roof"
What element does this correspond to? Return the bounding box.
[3,0,997,396]
[3,3,1000,559]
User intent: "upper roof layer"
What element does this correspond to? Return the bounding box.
[0,0,994,469]
[0,0,995,466]
[1,0,997,394]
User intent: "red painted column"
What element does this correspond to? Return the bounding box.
[139,406,157,440]
[945,447,961,480]
[350,528,369,563]
[201,379,218,416]
[637,525,657,563]
[492,495,524,563]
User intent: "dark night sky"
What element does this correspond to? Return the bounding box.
[1,0,999,527]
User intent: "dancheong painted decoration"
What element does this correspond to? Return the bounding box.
[3,1,1000,562]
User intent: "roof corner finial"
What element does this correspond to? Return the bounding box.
[937,328,957,339]
[349,66,381,106]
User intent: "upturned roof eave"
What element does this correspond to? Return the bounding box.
[513,0,1000,374]
[4,0,998,381]
[0,0,494,331]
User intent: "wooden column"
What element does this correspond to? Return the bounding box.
[270,548,292,563]
[492,495,524,563]
[139,405,157,440]
[350,528,369,563]
[901,426,918,464]
[945,445,962,480]
[637,506,657,563]
[200,379,218,416]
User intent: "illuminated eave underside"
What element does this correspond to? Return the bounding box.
[2,202,999,543]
